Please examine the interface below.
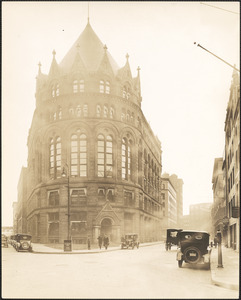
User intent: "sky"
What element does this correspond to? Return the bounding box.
[2,1,240,226]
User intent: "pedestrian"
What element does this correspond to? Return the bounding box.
[214,236,218,248]
[97,235,102,249]
[87,236,91,250]
[103,234,109,250]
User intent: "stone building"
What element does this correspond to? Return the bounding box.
[223,68,240,251]
[211,157,228,245]
[160,175,177,239]
[17,21,163,245]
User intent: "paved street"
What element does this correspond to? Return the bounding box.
[2,244,239,299]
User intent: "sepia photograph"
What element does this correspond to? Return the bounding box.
[2,1,240,299]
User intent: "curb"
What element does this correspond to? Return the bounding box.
[31,242,162,255]
[211,271,239,291]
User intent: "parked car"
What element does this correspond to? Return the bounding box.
[14,234,33,252]
[2,234,8,248]
[121,233,139,249]
[165,229,182,251]
[176,230,211,269]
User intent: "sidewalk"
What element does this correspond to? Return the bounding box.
[31,241,161,254]
[210,245,239,291]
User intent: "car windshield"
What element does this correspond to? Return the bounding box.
[178,231,209,244]
[17,234,32,241]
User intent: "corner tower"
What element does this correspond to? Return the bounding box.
[24,21,162,245]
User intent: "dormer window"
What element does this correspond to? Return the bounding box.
[106,81,110,94]
[52,84,60,98]
[73,80,84,93]
[123,85,131,99]
[100,81,105,93]
[56,84,59,96]
[100,80,110,94]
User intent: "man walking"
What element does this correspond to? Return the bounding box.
[103,234,109,250]
[97,235,102,249]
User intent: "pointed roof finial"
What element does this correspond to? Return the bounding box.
[76,43,80,52]
[103,44,108,52]
[38,62,42,74]
[52,49,56,58]
[87,2,90,24]
[137,66,141,75]
[126,53,129,61]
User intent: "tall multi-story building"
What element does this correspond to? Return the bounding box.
[168,174,183,227]
[211,157,228,246]
[160,175,177,239]
[15,167,28,234]
[224,68,240,251]
[15,20,163,245]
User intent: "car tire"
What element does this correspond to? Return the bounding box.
[183,246,201,264]
[178,259,183,268]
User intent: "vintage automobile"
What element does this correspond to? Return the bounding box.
[121,233,139,249]
[9,235,17,247]
[14,234,33,252]
[176,230,211,269]
[2,234,8,248]
[165,229,182,251]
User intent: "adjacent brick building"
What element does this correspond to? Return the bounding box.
[16,21,163,244]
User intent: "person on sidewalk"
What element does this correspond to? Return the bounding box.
[103,234,109,250]
[87,236,91,250]
[97,235,103,249]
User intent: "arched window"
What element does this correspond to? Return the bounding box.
[122,138,132,180]
[73,80,84,93]
[110,107,114,119]
[104,106,108,118]
[56,84,59,97]
[51,84,60,97]
[58,108,62,120]
[49,137,61,179]
[83,104,88,117]
[123,85,131,99]
[97,134,113,178]
[76,105,81,117]
[96,105,101,117]
[70,133,87,177]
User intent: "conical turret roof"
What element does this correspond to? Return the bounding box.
[59,22,119,75]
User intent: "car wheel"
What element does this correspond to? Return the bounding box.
[178,259,183,268]
[183,246,201,264]
[165,244,168,251]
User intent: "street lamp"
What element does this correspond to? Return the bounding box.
[62,165,72,251]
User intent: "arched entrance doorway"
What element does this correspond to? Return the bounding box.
[101,218,112,238]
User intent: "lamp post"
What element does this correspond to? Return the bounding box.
[62,166,72,251]
[217,230,223,268]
